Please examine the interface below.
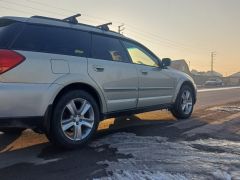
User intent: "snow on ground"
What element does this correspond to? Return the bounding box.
[209,106,240,113]
[91,133,240,180]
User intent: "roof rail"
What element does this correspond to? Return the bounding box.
[97,22,112,31]
[31,16,62,22]
[30,15,120,35]
[63,14,81,24]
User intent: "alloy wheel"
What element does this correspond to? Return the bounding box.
[180,90,193,115]
[60,98,95,141]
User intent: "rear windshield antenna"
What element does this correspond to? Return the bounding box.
[63,14,81,24]
[97,22,112,31]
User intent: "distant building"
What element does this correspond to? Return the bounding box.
[230,72,240,78]
[171,59,191,75]
[224,72,240,86]
[191,70,223,86]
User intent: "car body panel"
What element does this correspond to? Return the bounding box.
[0,51,67,83]
[0,82,61,117]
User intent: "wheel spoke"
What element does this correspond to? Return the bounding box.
[62,121,74,131]
[81,120,93,128]
[187,103,192,111]
[80,102,91,116]
[73,124,82,140]
[78,100,87,114]
[62,118,74,125]
[182,104,186,111]
[186,91,190,100]
[66,100,78,116]
[182,93,186,100]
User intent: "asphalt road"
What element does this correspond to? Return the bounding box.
[196,87,240,109]
[0,87,240,180]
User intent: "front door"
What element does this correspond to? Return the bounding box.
[122,41,176,108]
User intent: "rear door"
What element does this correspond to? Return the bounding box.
[88,34,138,112]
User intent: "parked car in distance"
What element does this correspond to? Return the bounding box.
[0,15,197,149]
[204,77,224,87]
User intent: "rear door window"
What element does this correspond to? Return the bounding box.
[91,34,130,63]
[12,24,91,57]
[0,19,24,48]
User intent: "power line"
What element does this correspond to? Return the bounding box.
[0,0,209,55]
[10,0,209,53]
[0,0,66,17]
[0,5,35,15]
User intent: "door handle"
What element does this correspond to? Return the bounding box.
[141,70,148,75]
[93,65,104,72]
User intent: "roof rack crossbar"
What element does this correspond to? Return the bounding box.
[63,14,81,24]
[97,22,112,31]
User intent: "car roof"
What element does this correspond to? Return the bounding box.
[1,16,161,61]
[1,16,128,40]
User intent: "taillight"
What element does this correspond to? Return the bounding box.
[0,50,25,74]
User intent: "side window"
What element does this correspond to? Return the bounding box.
[12,24,91,57]
[91,34,129,62]
[123,41,159,67]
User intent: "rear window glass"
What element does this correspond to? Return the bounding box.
[0,19,23,48]
[92,34,130,62]
[12,24,91,57]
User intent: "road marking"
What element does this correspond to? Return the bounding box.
[198,86,240,92]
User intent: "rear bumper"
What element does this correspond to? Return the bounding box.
[0,104,52,131]
[0,82,61,118]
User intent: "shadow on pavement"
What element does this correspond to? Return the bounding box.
[0,131,22,152]
[0,108,239,180]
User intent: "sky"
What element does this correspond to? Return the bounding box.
[0,0,239,76]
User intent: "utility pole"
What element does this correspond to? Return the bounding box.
[211,52,216,74]
[118,24,125,34]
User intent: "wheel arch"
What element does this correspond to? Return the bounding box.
[43,82,105,134]
[173,80,197,104]
[52,83,103,113]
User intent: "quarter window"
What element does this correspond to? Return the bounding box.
[0,19,24,49]
[91,34,129,62]
[12,24,91,57]
[123,41,158,67]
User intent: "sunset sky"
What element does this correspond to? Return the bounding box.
[0,0,239,76]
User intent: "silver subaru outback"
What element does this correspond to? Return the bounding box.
[0,15,197,148]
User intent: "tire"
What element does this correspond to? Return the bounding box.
[0,128,25,134]
[47,90,100,149]
[171,85,194,119]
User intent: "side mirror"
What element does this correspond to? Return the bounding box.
[161,58,172,68]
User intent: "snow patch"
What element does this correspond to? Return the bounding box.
[209,106,240,112]
[91,133,240,179]
[95,170,188,180]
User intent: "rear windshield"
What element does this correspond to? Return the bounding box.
[0,19,24,48]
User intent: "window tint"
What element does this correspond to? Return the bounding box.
[92,34,129,62]
[12,24,91,57]
[0,19,24,48]
[123,41,159,67]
